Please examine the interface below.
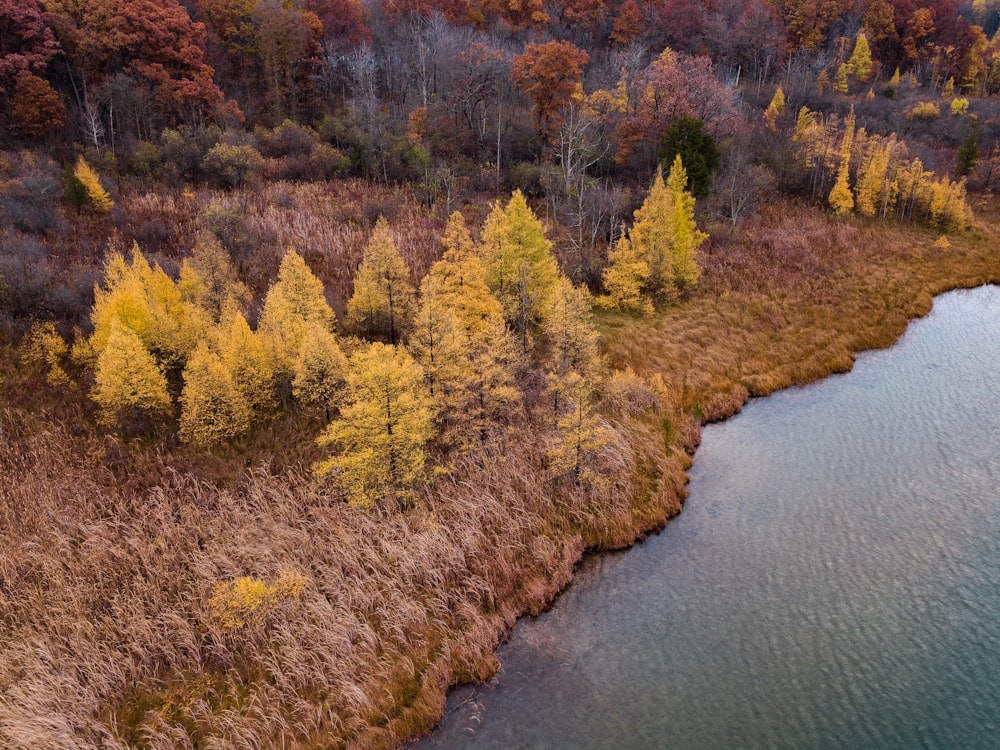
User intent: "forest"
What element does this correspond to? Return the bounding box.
[2,0,1000,747]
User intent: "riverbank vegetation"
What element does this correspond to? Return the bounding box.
[4,196,999,748]
[3,0,1000,747]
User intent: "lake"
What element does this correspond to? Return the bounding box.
[413,285,1000,750]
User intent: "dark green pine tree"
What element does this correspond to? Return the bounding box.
[659,116,719,198]
[957,116,979,178]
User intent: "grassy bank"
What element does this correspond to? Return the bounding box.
[604,200,1000,423]
[2,198,999,749]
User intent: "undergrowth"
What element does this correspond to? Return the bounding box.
[2,197,1000,749]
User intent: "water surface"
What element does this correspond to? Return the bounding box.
[414,285,1000,750]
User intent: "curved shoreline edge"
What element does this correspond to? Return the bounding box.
[396,207,1000,749]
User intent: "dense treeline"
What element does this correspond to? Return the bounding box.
[3,0,1000,185]
[1,0,997,335]
[28,186,682,505]
[2,1,1000,747]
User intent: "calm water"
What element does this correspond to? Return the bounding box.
[414,285,1000,750]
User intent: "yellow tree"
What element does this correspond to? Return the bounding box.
[542,277,602,382]
[764,85,785,130]
[479,191,561,351]
[828,108,856,215]
[92,320,172,431]
[213,301,277,418]
[292,321,349,421]
[541,277,604,430]
[454,310,522,450]
[178,232,250,322]
[347,216,415,345]
[665,154,706,291]
[73,155,113,213]
[427,212,505,338]
[599,233,652,315]
[855,134,895,218]
[179,341,252,448]
[847,32,873,82]
[315,343,434,507]
[90,245,204,376]
[257,249,336,389]
[546,370,612,488]
[411,272,467,410]
[629,166,676,300]
[630,156,705,300]
[834,62,849,93]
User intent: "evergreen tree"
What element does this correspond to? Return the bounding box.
[599,233,652,315]
[179,342,252,448]
[316,343,434,507]
[92,320,172,431]
[63,162,87,210]
[957,117,979,177]
[292,321,349,421]
[658,116,719,197]
[257,249,336,386]
[479,191,561,351]
[346,216,415,345]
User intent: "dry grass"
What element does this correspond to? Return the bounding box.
[0,358,680,749]
[3,194,1000,749]
[116,181,455,316]
[603,201,1000,421]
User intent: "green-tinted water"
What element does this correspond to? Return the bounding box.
[414,286,1000,749]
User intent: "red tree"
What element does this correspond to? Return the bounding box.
[0,0,61,92]
[611,0,643,46]
[302,0,370,46]
[42,0,227,122]
[616,48,739,165]
[10,73,64,136]
[649,0,706,53]
[512,40,588,135]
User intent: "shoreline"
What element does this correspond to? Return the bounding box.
[399,204,1000,748]
[3,202,1000,749]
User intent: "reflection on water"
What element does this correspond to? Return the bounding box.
[413,286,1000,750]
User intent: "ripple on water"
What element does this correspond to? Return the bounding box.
[412,286,1000,750]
